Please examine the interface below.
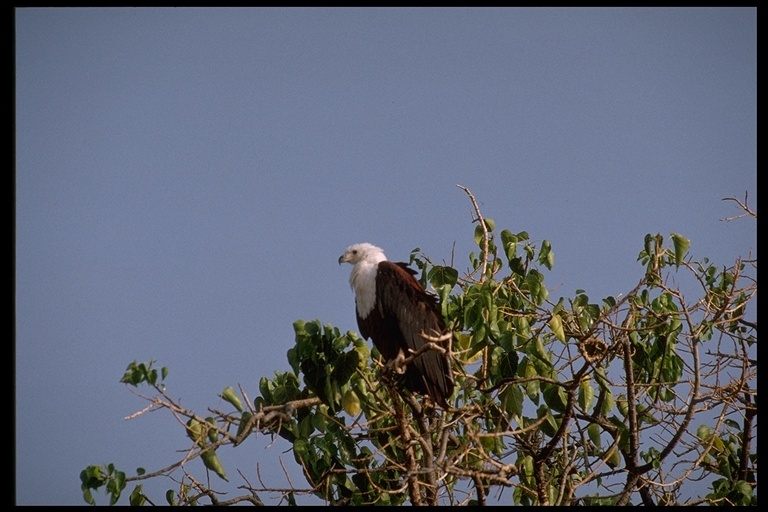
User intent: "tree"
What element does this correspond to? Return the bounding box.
[81,187,757,506]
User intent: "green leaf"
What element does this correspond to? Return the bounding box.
[82,488,95,506]
[500,384,524,417]
[536,405,560,437]
[220,386,244,412]
[298,413,315,439]
[600,388,615,416]
[80,465,106,490]
[312,410,328,433]
[578,376,594,411]
[259,376,273,403]
[270,371,302,403]
[428,265,459,289]
[331,350,360,386]
[200,448,228,481]
[498,350,519,379]
[644,233,657,258]
[353,339,371,368]
[520,454,535,487]
[733,480,753,504]
[606,447,622,468]
[526,270,549,305]
[186,418,205,447]
[519,357,540,402]
[529,337,552,372]
[205,417,219,443]
[537,240,554,270]
[588,423,602,450]
[473,218,495,245]
[501,229,516,259]
[696,424,713,441]
[549,314,565,343]
[473,225,484,245]
[342,389,361,416]
[617,395,629,417]
[129,485,146,506]
[542,382,567,413]
[670,233,690,267]
[119,361,141,386]
[106,469,126,505]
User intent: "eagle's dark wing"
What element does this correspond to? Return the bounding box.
[367,261,454,407]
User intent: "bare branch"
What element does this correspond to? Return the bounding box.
[721,192,756,221]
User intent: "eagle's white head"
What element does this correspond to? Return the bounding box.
[338,243,387,266]
[339,243,388,317]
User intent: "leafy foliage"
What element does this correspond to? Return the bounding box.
[81,190,757,506]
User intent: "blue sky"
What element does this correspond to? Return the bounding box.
[15,7,756,505]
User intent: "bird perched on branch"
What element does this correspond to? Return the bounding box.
[339,243,454,408]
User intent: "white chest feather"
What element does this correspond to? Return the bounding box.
[350,261,379,317]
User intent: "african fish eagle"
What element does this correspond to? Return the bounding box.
[338,243,455,408]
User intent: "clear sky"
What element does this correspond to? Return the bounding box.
[15,7,756,505]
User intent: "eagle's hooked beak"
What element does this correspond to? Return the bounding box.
[338,253,346,265]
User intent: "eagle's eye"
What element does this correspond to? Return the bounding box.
[352,250,358,255]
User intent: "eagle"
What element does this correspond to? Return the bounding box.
[339,243,454,408]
